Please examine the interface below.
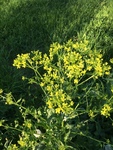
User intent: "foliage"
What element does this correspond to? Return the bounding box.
[0,0,113,149]
[79,0,113,60]
[0,40,113,149]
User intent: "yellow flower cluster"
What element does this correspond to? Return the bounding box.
[18,137,26,147]
[7,144,18,150]
[88,110,95,118]
[13,39,112,115]
[5,93,14,105]
[101,104,112,118]
[13,53,30,68]
[13,51,42,69]
[23,119,32,129]
[46,88,73,114]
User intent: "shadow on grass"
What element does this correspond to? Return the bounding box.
[1,0,102,57]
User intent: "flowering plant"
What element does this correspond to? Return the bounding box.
[0,39,113,149]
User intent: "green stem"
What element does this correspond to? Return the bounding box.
[78,75,94,86]
[78,132,113,146]
[2,125,22,132]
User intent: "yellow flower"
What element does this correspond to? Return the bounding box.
[0,89,3,94]
[72,42,79,49]
[5,93,14,105]
[18,137,26,147]
[101,104,111,118]
[89,110,94,118]
[110,58,113,64]
[26,122,32,129]
[40,82,45,87]
[23,120,32,129]
[47,67,52,74]
[22,76,26,80]
[74,79,78,84]
[55,107,62,113]
[60,77,64,83]
[46,101,53,109]
[111,86,113,93]
[47,85,52,92]
[105,71,110,75]
[0,120,5,126]
[12,144,18,149]
[13,53,30,69]
[70,101,74,106]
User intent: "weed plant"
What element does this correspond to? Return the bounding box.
[0,0,113,149]
[0,39,113,149]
